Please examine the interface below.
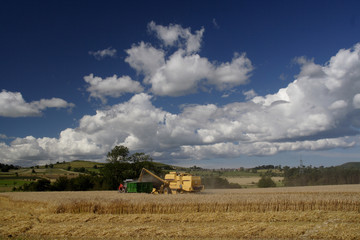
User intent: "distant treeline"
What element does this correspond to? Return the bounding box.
[15,160,162,192]
[202,177,241,189]
[283,166,360,186]
[15,162,240,191]
[0,163,20,172]
[17,175,103,192]
[253,165,281,170]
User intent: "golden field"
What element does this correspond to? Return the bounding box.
[1,185,360,240]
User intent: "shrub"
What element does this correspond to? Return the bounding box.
[257,176,276,188]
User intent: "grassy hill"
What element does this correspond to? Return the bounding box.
[0,160,105,192]
[339,162,360,169]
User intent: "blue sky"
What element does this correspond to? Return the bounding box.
[1,0,360,168]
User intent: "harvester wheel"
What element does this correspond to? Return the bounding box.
[163,187,171,194]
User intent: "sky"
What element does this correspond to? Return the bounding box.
[1,0,360,168]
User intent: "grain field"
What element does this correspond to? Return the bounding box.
[1,185,360,239]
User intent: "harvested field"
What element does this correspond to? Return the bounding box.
[1,185,360,239]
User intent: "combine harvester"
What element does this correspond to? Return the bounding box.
[125,168,204,194]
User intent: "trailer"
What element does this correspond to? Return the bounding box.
[126,181,153,193]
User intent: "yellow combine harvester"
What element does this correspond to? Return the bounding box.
[138,168,204,194]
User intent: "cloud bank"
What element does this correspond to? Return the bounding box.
[0,90,74,117]
[1,23,360,166]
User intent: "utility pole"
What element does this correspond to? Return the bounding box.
[299,155,304,174]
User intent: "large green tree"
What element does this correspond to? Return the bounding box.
[107,145,130,162]
[101,145,158,189]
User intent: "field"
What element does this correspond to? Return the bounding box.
[0,161,104,191]
[225,176,284,187]
[1,185,360,239]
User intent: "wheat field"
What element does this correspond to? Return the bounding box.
[1,185,360,239]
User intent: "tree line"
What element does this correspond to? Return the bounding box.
[283,165,360,186]
[14,145,162,191]
[13,145,242,191]
[1,163,20,172]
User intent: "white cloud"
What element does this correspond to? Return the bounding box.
[84,74,144,103]
[125,42,165,80]
[88,47,117,60]
[178,138,355,160]
[33,98,75,110]
[2,34,360,166]
[125,23,253,97]
[148,21,205,54]
[212,18,219,29]
[353,94,360,109]
[243,89,257,100]
[149,50,212,96]
[145,50,253,96]
[208,53,253,90]
[0,90,74,117]
[329,100,347,110]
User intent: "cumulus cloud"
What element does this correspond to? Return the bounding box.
[88,47,117,60]
[353,94,360,108]
[148,50,212,96]
[2,33,360,165]
[148,21,204,53]
[243,89,257,100]
[125,22,253,97]
[0,91,356,165]
[84,74,144,103]
[208,53,253,90]
[125,41,165,80]
[0,90,74,117]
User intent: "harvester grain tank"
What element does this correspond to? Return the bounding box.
[138,168,204,194]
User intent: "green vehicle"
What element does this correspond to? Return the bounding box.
[126,181,153,193]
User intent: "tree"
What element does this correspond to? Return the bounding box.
[22,179,51,191]
[53,176,69,191]
[69,175,95,191]
[257,176,276,188]
[100,161,130,189]
[107,145,129,162]
[101,145,159,189]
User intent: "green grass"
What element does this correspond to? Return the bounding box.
[0,179,28,186]
[56,160,104,168]
[0,179,30,191]
[0,160,105,191]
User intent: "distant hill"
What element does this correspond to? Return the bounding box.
[339,162,360,169]
[50,160,105,169]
